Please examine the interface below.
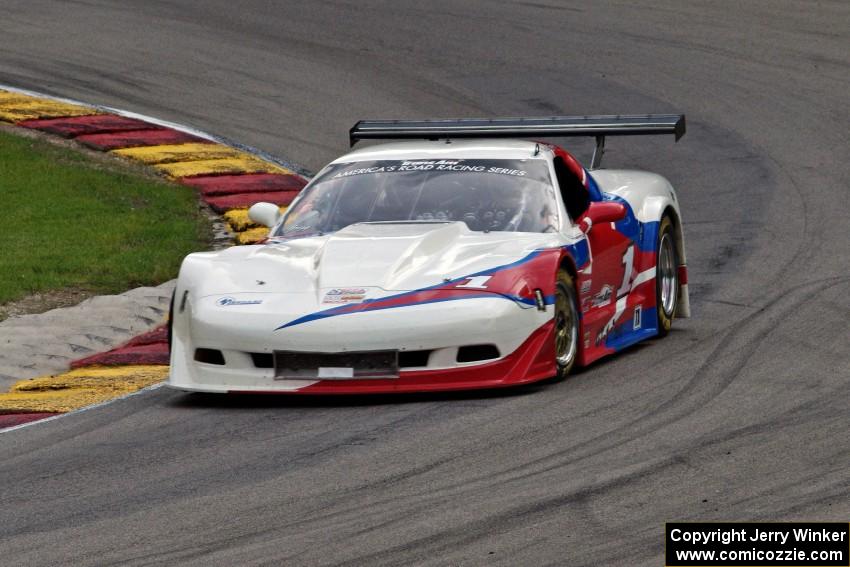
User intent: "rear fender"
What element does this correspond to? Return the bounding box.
[592,170,690,319]
[631,198,690,319]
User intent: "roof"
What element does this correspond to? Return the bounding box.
[330,139,550,164]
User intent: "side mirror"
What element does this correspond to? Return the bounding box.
[578,201,627,234]
[248,202,282,228]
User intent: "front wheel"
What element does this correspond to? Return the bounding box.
[554,269,580,379]
[656,215,680,336]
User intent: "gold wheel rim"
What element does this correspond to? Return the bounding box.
[555,284,577,367]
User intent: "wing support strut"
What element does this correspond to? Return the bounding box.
[590,135,606,170]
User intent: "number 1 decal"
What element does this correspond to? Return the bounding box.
[617,245,634,298]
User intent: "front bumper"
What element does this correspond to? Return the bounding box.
[168,294,556,394]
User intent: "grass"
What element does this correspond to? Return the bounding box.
[0,129,210,306]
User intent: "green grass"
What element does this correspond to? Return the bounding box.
[0,129,210,305]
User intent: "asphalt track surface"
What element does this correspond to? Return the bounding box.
[1,2,849,565]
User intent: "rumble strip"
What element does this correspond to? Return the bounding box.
[0,85,308,428]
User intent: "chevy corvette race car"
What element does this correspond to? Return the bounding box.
[168,115,689,394]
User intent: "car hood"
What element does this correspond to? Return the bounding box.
[184,221,562,298]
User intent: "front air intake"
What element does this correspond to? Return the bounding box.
[398,350,431,368]
[250,353,274,368]
[194,348,225,365]
[456,344,500,363]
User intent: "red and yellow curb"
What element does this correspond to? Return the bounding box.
[0,413,61,430]
[0,91,101,122]
[0,366,169,414]
[70,325,169,369]
[0,87,309,427]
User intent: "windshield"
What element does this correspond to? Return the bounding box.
[276,158,558,238]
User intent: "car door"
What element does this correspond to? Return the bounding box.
[551,149,638,355]
[580,204,639,351]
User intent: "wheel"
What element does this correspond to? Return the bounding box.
[656,215,679,336]
[554,269,580,379]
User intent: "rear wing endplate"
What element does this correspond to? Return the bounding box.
[349,114,685,169]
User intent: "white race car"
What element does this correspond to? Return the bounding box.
[168,115,689,394]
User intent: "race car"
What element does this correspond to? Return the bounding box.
[168,115,689,394]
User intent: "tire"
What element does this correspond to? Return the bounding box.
[656,215,680,336]
[554,269,580,379]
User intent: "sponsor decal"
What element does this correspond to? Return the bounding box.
[322,288,368,304]
[331,159,531,179]
[591,284,613,308]
[217,296,263,306]
[580,280,592,295]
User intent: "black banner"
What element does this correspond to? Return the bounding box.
[666,523,849,566]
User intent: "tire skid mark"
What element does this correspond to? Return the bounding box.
[2,397,447,537]
[107,502,435,567]
[310,389,846,565]
[328,455,685,567]
[491,276,850,482]
[766,153,811,279]
[117,391,847,567]
[268,277,850,531]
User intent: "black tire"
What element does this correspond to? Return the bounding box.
[554,269,580,379]
[656,215,680,337]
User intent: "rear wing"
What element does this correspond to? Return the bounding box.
[349,114,685,169]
